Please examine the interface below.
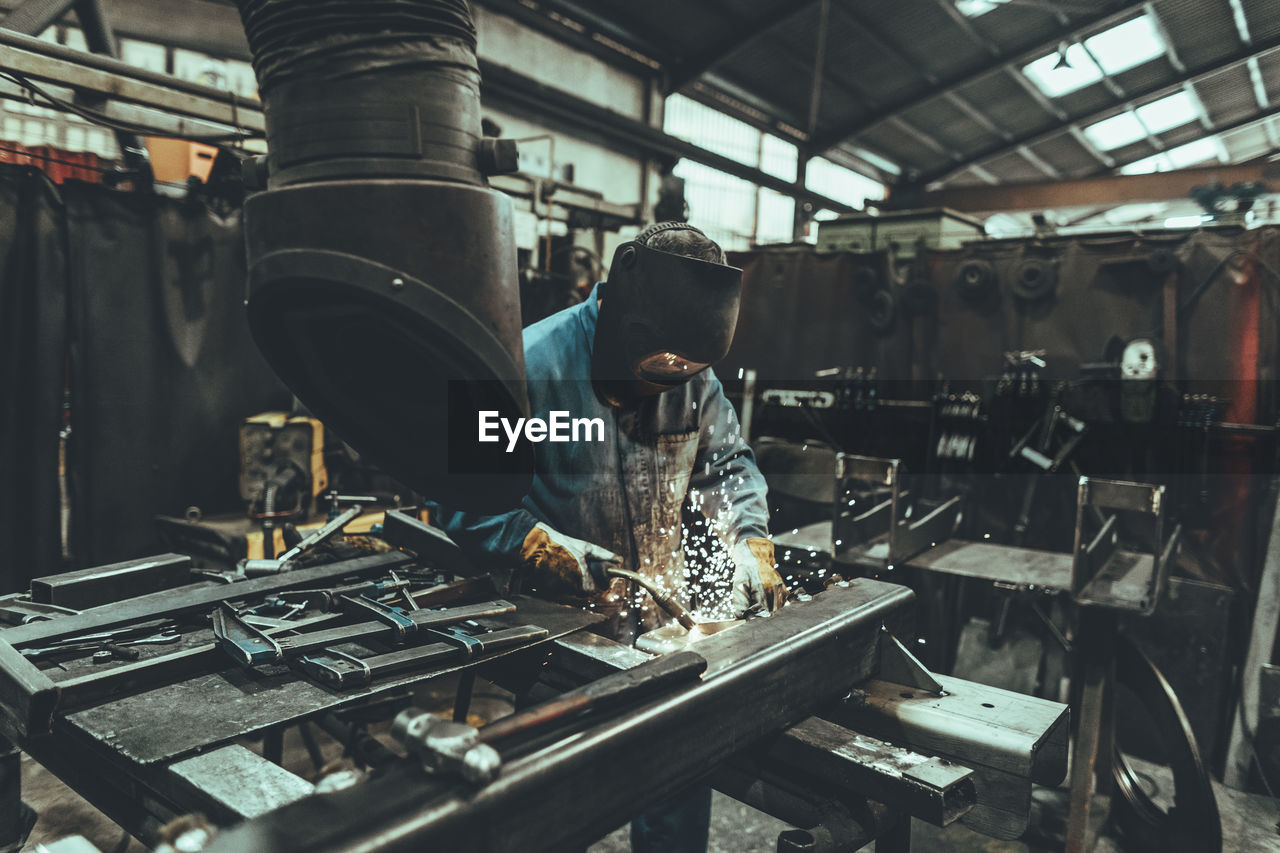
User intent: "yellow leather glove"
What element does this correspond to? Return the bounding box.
[519,522,622,598]
[730,537,789,616]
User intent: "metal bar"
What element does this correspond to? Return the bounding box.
[760,716,974,826]
[1,551,413,648]
[1066,611,1116,853]
[0,638,59,741]
[809,0,1149,150]
[29,554,191,610]
[913,153,1279,212]
[203,581,916,853]
[823,673,1069,839]
[0,31,265,133]
[805,0,829,136]
[165,745,314,823]
[479,650,706,746]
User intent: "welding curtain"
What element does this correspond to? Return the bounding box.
[0,164,290,591]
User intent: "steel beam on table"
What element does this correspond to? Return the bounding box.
[203,580,916,853]
[1,551,414,649]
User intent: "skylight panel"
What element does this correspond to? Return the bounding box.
[1135,92,1198,134]
[1167,137,1227,167]
[956,0,1009,17]
[1084,15,1165,75]
[1022,14,1166,98]
[1084,112,1147,151]
[1022,45,1103,98]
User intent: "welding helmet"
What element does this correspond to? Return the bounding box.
[591,224,743,407]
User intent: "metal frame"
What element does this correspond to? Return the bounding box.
[832,453,962,570]
[1071,477,1180,616]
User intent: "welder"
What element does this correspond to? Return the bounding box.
[431,221,785,853]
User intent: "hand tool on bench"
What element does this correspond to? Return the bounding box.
[241,505,364,576]
[391,650,708,785]
[211,599,517,667]
[297,624,549,690]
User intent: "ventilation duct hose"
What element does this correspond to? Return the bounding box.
[235,0,532,513]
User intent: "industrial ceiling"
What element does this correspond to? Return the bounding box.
[496,0,1280,194]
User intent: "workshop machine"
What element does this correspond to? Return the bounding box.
[0,506,1067,853]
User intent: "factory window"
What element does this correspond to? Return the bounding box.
[120,39,167,73]
[805,158,885,210]
[760,134,798,183]
[173,50,260,99]
[1022,14,1165,98]
[665,94,762,168]
[664,94,806,247]
[756,188,796,245]
[672,160,759,251]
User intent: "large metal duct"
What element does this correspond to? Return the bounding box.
[234,0,531,512]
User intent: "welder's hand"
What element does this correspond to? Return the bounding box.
[730,537,789,617]
[519,522,622,598]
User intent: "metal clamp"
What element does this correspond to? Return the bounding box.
[340,594,416,641]
[296,648,374,690]
[421,626,484,661]
[211,604,283,667]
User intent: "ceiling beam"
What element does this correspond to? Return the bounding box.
[932,0,1002,57]
[667,0,820,93]
[914,156,1279,213]
[918,35,1280,187]
[808,0,1148,151]
[477,59,858,214]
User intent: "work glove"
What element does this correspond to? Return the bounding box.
[519,522,623,598]
[730,537,789,617]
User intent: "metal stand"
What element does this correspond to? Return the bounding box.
[1065,609,1116,853]
[0,738,34,853]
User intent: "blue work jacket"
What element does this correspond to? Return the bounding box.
[431,284,770,636]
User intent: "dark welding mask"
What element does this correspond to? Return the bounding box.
[591,240,743,407]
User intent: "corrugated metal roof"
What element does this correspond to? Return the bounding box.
[524,0,1279,192]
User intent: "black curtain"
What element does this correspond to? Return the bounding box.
[0,165,291,591]
[0,167,67,594]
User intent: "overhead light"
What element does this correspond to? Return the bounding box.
[1164,215,1207,228]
